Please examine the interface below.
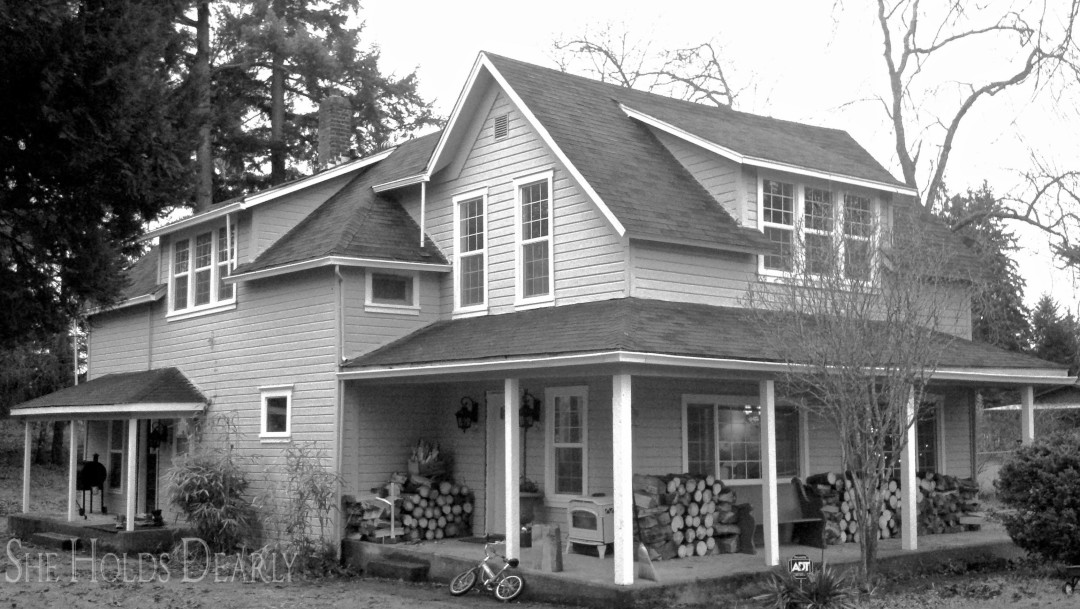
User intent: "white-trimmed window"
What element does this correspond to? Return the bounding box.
[453,189,488,314]
[682,395,799,482]
[169,223,237,317]
[364,270,419,315]
[758,176,880,279]
[107,420,125,492]
[546,386,588,497]
[514,170,555,305]
[260,386,293,441]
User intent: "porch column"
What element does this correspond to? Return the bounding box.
[125,418,138,532]
[759,380,779,567]
[1020,386,1035,445]
[22,421,31,513]
[504,379,521,560]
[612,373,634,585]
[67,421,78,521]
[900,387,917,550]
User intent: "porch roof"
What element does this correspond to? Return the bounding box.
[341,298,1072,384]
[9,367,207,420]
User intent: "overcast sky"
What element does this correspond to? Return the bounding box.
[364,0,1079,315]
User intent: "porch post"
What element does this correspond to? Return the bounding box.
[504,379,521,560]
[1020,385,1035,445]
[612,373,634,585]
[22,421,32,513]
[125,418,138,532]
[759,380,779,567]
[900,387,917,550]
[67,421,78,521]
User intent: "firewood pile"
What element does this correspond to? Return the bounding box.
[344,472,474,542]
[802,471,982,545]
[632,473,744,560]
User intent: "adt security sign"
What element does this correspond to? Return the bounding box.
[788,554,812,580]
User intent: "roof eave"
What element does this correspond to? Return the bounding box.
[619,103,919,197]
[11,401,207,421]
[85,289,165,316]
[228,255,452,284]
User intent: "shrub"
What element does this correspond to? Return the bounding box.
[996,429,1080,564]
[164,414,260,553]
[754,564,857,609]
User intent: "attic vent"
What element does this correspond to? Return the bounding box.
[493,113,509,140]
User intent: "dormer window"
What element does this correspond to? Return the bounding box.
[758,176,879,280]
[168,223,236,319]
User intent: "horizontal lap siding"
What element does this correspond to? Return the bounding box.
[631,243,756,307]
[340,267,441,359]
[87,308,151,376]
[653,130,742,222]
[942,389,973,477]
[251,175,354,259]
[425,90,625,318]
[805,412,843,476]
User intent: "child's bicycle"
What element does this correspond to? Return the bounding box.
[448,541,525,602]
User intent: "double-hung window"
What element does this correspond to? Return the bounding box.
[683,395,799,482]
[453,189,488,314]
[758,176,879,280]
[260,385,293,441]
[547,386,588,497]
[170,223,237,317]
[514,170,554,305]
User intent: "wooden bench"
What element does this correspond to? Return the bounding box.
[783,477,826,549]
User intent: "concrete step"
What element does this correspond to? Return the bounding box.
[365,558,429,582]
[30,532,82,551]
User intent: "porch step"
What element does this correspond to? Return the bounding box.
[365,558,429,582]
[30,532,82,551]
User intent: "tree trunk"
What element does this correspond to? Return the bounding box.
[33,423,49,465]
[193,0,212,211]
[50,421,66,465]
[269,0,286,185]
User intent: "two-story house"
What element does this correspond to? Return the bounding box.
[11,52,1074,585]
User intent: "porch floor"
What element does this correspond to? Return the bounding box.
[8,513,188,555]
[345,522,1022,608]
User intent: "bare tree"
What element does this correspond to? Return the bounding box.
[552,23,741,107]
[874,0,1080,263]
[745,213,975,580]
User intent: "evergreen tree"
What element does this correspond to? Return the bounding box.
[940,184,1030,352]
[1030,295,1080,373]
[0,0,193,347]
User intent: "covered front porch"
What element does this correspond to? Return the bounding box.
[9,368,206,547]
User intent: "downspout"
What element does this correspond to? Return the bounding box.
[333,264,346,556]
[420,180,427,247]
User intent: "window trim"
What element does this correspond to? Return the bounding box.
[513,170,556,308]
[452,188,489,317]
[167,221,237,321]
[259,385,293,442]
[364,269,420,315]
[756,172,882,281]
[681,394,801,485]
[545,385,588,501]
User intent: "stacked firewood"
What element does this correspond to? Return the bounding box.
[400,479,474,541]
[632,473,743,560]
[803,471,982,544]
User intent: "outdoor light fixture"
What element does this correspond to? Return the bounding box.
[519,390,542,429]
[455,396,479,433]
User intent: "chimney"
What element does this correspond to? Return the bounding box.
[317,95,352,170]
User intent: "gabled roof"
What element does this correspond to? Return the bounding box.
[232,133,448,278]
[11,367,208,419]
[342,298,1070,384]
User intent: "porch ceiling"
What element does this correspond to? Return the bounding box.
[10,367,207,420]
[341,298,1073,385]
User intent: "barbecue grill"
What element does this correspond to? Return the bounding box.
[76,454,108,518]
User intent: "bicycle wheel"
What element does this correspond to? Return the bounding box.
[449,568,478,596]
[493,573,524,602]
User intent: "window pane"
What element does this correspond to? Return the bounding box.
[775,408,799,477]
[686,405,715,477]
[555,447,583,495]
[804,188,833,232]
[763,227,793,271]
[843,194,873,238]
[108,452,123,489]
[218,227,233,301]
[173,276,188,310]
[718,406,762,481]
[521,181,549,240]
[917,408,937,472]
[265,396,288,433]
[554,396,582,443]
[459,254,484,307]
[459,198,484,253]
[173,241,189,274]
[762,180,794,225]
[109,421,124,450]
[522,241,550,298]
[194,232,213,269]
[805,233,834,275]
[371,273,413,305]
[844,238,872,281]
[194,269,211,306]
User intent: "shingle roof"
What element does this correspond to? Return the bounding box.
[234,133,447,275]
[485,53,772,251]
[11,367,206,411]
[344,297,1065,372]
[119,246,164,301]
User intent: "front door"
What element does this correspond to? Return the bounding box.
[485,392,505,535]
